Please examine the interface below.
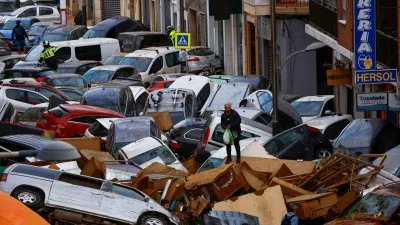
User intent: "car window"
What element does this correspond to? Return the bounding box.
[254,114,272,126]
[150,122,159,137]
[154,76,165,82]
[62,89,82,101]
[39,7,53,15]
[165,52,180,67]
[75,45,102,61]
[185,95,194,117]
[324,119,351,140]
[111,184,145,201]
[185,129,203,140]
[18,86,35,91]
[58,173,102,189]
[150,56,163,74]
[212,124,258,143]
[38,88,64,100]
[135,92,149,115]
[55,47,72,62]
[196,83,210,114]
[69,116,97,124]
[5,89,25,102]
[26,91,47,105]
[257,91,273,113]
[22,8,37,17]
[70,32,79,40]
[322,99,335,116]
[164,82,173,88]
[264,125,306,156]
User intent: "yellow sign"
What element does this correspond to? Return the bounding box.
[326,69,352,86]
[174,33,191,49]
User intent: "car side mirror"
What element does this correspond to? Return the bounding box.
[87,83,91,88]
[139,112,144,116]
[324,110,333,116]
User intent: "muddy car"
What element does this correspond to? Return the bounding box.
[325,182,400,225]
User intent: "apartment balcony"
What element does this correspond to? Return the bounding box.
[243,0,309,16]
[309,0,337,38]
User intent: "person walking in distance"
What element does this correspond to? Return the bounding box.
[221,104,241,164]
[11,20,29,55]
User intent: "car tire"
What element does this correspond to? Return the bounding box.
[11,187,44,210]
[314,147,332,159]
[138,214,169,225]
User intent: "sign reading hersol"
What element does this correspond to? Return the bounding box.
[355,69,398,84]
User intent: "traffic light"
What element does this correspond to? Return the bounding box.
[209,0,242,20]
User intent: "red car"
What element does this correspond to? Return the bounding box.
[37,104,125,138]
[148,80,174,92]
[2,81,71,101]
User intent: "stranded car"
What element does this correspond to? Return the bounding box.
[291,95,335,122]
[36,104,124,138]
[56,61,102,75]
[82,65,140,85]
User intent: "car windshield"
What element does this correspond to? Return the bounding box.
[57,67,77,74]
[10,7,25,16]
[25,45,44,61]
[0,2,16,12]
[198,157,223,173]
[333,120,374,156]
[83,92,120,112]
[291,101,324,117]
[41,34,69,42]
[119,57,152,72]
[52,77,86,88]
[28,25,47,36]
[3,20,31,30]
[83,29,106,38]
[129,145,176,166]
[103,56,124,65]
[209,84,249,109]
[83,70,113,83]
[60,89,82,101]
[18,107,47,122]
[346,193,400,219]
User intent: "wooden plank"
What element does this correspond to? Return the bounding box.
[57,137,101,151]
[241,156,316,175]
[212,186,287,225]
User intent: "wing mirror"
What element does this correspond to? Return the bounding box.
[324,110,333,116]
[139,112,144,116]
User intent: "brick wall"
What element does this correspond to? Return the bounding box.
[337,0,353,52]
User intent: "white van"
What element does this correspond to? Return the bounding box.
[15,38,120,67]
[119,47,181,87]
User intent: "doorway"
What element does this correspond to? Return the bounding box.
[247,21,256,74]
[189,9,198,45]
[150,0,156,31]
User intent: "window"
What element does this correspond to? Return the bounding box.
[5,89,24,102]
[26,92,47,105]
[254,113,272,126]
[114,68,140,80]
[75,45,102,61]
[38,88,64,100]
[257,91,273,113]
[184,129,203,141]
[76,66,88,75]
[185,95,194,117]
[13,164,59,179]
[55,47,71,62]
[62,90,83,101]
[39,7,53,15]
[342,0,346,20]
[2,104,14,122]
[111,184,145,201]
[69,116,97,124]
[150,122,159,137]
[21,8,37,17]
[324,119,351,140]
[154,76,165,82]
[165,52,180,67]
[58,173,103,189]
[212,124,258,143]
[135,92,149,115]
[196,83,210,114]
[322,99,335,116]
[70,32,79,40]
[150,57,163,74]
[164,82,173,88]
[264,126,306,156]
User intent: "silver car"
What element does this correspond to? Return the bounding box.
[0,5,60,25]
[0,164,180,225]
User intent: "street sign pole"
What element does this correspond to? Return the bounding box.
[174,32,191,73]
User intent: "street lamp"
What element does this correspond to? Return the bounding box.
[271,42,327,136]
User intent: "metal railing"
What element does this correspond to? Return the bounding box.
[276,0,309,7]
[309,0,337,38]
[245,0,270,4]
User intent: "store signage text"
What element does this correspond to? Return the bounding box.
[355,69,398,84]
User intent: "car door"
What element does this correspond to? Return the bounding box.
[18,7,37,18]
[263,125,307,160]
[66,116,98,136]
[48,173,104,213]
[100,182,148,222]
[135,91,149,115]
[165,52,181,73]
[3,88,48,113]
[148,56,163,84]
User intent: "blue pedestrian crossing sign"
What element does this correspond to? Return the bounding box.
[174,32,191,49]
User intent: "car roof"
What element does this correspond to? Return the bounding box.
[46,25,86,34]
[6,67,52,72]
[295,95,334,102]
[120,137,163,159]
[0,134,60,150]
[90,16,133,30]
[119,31,166,36]
[31,22,59,26]
[169,75,212,95]
[126,47,178,57]
[89,65,133,71]
[305,115,353,130]
[40,38,118,47]
[58,61,100,67]
[60,104,123,117]
[46,74,82,79]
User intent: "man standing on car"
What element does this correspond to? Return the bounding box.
[11,20,29,55]
[221,103,241,164]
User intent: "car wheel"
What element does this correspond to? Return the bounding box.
[138,214,169,225]
[12,187,44,210]
[315,147,332,159]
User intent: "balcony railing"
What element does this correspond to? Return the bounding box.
[309,0,337,38]
[276,0,309,7]
[244,0,309,15]
[377,30,398,68]
[246,0,270,4]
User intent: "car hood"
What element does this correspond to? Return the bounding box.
[0,12,11,17]
[0,29,12,39]
[301,116,318,122]
[0,16,12,22]
[14,60,38,67]
[324,218,382,225]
